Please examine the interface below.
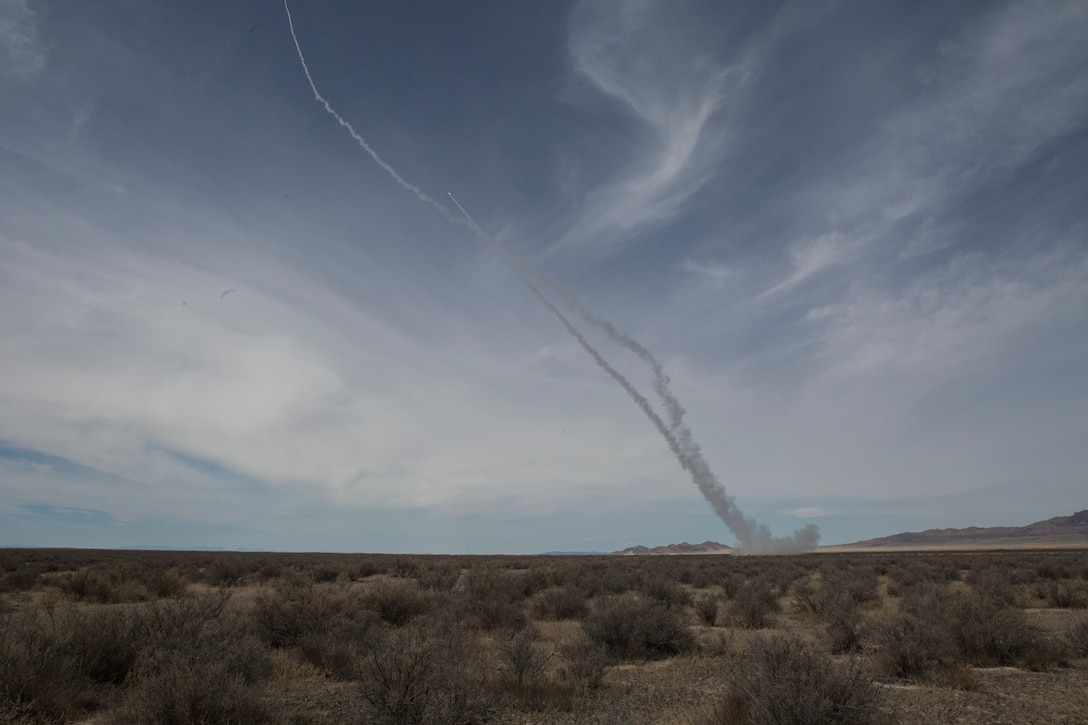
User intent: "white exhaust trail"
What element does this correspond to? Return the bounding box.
[283,0,459,223]
[454,196,818,553]
[283,1,818,552]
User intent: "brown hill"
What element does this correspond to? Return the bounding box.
[614,540,734,556]
[834,510,1088,550]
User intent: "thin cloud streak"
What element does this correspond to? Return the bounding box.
[807,243,1088,384]
[0,0,47,83]
[550,0,753,259]
[283,0,459,223]
[806,0,1088,245]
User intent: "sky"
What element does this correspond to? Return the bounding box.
[1,0,1086,554]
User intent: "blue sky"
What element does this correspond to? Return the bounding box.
[1,0,1086,553]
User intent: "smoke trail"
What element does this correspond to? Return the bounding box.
[283,2,818,553]
[456,198,818,554]
[283,0,459,223]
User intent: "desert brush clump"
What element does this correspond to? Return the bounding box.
[458,567,530,631]
[357,619,488,725]
[362,577,435,626]
[494,624,553,692]
[2,547,1087,723]
[727,576,781,629]
[870,581,1067,679]
[531,584,590,621]
[1067,616,1088,656]
[582,592,693,660]
[695,592,722,627]
[702,633,882,725]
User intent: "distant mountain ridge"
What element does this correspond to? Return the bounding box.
[614,540,734,555]
[840,510,1088,549]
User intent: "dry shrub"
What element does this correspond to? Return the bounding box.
[869,611,955,680]
[140,590,232,644]
[703,633,881,725]
[727,579,781,629]
[460,568,528,631]
[390,557,422,578]
[949,604,1034,666]
[1066,616,1088,656]
[531,585,589,621]
[0,587,253,721]
[252,577,363,648]
[695,593,721,627]
[61,568,117,603]
[495,625,552,691]
[643,576,693,609]
[792,576,864,653]
[830,569,880,605]
[0,609,102,721]
[1039,580,1088,609]
[966,566,1019,606]
[1,566,42,593]
[206,555,246,586]
[791,577,822,615]
[139,566,189,598]
[418,564,461,593]
[935,591,1066,669]
[558,631,612,690]
[934,660,980,691]
[117,589,271,723]
[582,593,693,660]
[721,572,743,599]
[820,592,864,654]
[252,576,378,679]
[364,578,434,626]
[117,633,272,724]
[308,562,345,583]
[886,561,933,591]
[871,583,1065,677]
[60,607,146,687]
[581,564,641,597]
[358,621,487,725]
[1014,635,1068,672]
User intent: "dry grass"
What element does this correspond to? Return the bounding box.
[0,548,1086,723]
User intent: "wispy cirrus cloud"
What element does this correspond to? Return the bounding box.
[753,0,1088,298]
[0,0,47,83]
[550,0,754,259]
[849,1,1083,225]
[807,242,1088,384]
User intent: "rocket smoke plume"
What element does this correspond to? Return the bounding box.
[283,1,818,553]
[457,200,818,555]
[283,0,459,224]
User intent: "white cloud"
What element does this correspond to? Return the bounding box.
[760,0,1088,290]
[0,0,47,83]
[757,232,852,299]
[0,223,696,525]
[808,243,1088,384]
[681,258,739,289]
[551,0,754,258]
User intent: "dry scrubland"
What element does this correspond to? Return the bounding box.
[2,548,1088,724]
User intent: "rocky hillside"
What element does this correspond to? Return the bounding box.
[841,510,1088,549]
[614,540,734,555]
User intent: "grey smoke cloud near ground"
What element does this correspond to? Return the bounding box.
[457,202,818,553]
[539,276,819,552]
[284,0,818,553]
